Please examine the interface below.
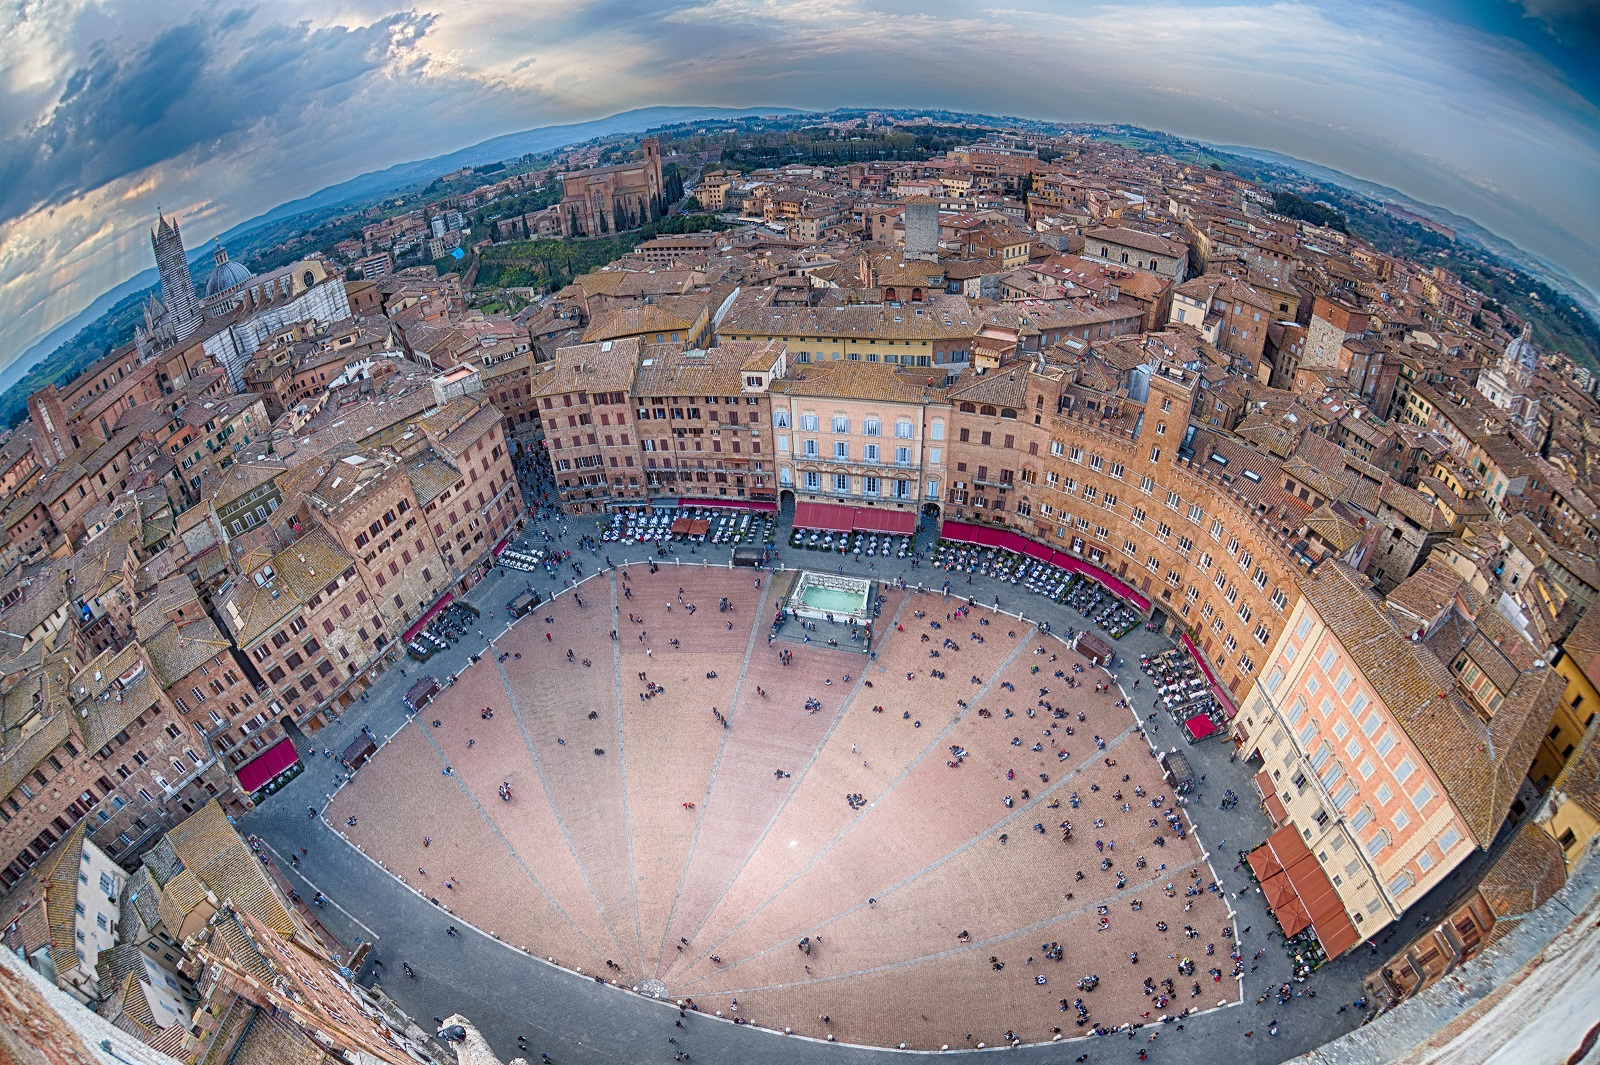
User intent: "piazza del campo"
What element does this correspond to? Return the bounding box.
[0,105,1597,1065]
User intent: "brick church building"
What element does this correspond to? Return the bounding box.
[555,138,666,236]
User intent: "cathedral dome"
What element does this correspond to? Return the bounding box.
[205,244,253,297]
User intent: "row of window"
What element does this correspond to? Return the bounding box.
[783,470,918,499]
[774,411,924,437]
[1270,624,1462,901]
[795,440,915,464]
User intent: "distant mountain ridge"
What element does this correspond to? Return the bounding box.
[5,104,799,389]
[1209,142,1600,322]
[211,105,800,248]
[11,107,1597,404]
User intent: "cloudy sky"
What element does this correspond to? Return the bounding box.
[1,0,1597,371]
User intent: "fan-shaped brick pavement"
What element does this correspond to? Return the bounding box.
[328,565,1237,1050]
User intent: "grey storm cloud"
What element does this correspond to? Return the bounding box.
[0,8,436,226]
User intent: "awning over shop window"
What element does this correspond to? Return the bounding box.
[1023,541,1055,563]
[1254,769,1288,826]
[1247,826,1361,958]
[940,522,1152,611]
[940,520,1013,549]
[237,738,301,793]
[794,501,855,532]
[1180,631,1239,719]
[852,507,916,535]
[404,593,455,643]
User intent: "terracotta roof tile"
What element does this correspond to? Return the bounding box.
[1477,822,1566,917]
[162,801,296,938]
[771,361,940,404]
[534,338,642,397]
[632,341,776,398]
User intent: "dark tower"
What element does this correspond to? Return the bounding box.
[151,212,202,342]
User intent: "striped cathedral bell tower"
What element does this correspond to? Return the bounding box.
[151,211,203,342]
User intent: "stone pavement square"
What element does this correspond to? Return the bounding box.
[327,566,1236,1049]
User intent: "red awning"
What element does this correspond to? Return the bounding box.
[1183,714,1217,741]
[404,592,455,643]
[1059,553,1151,612]
[852,507,916,535]
[1272,886,1315,937]
[1023,541,1055,563]
[939,520,1013,549]
[493,535,511,556]
[237,738,301,793]
[1254,769,1288,826]
[1095,569,1151,611]
[1179,631,1238,717]
[795,501,854,532]
[939,522,1154,611]
[1311,903,1363,959]
[940,520,983,545]
[1249,826,1361,958]
[1247,841,1285,882]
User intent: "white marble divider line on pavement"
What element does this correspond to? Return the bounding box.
[319,805,636,984]
[605,569,649,977]
[259,838,382,942]
[665,590,916,978]
[649,572,782,978]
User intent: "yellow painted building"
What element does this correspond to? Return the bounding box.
[1539,715,1600,870]
[769,361,948,512]
[696,170,734,211]
[1533,602,1600,788]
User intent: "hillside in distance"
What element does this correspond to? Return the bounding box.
[1213,143,1600,318]
[1074,125,1600,371]
[227,105,800,247]
[1,105,799,412]
[11,107,1598,428]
